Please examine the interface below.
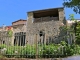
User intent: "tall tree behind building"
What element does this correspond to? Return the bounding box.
[63,0,80,14]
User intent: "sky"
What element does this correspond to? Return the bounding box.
[0,0,80,26]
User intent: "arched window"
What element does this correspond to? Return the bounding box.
[39,31,43,37]
[39,31,45,44]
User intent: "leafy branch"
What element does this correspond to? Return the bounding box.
[8,30,13,37]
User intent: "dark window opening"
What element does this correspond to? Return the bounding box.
[14,38,17,46]
[33,9,59,23]
[39,31,45,44]
[33,9,59,18]
[3,41,5,44]
[14,32,26,46]
[39,31,43,37]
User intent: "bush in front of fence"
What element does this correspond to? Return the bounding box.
[38,44,59,58]
[0,41,80,58]
[0,44,7,49]
[0,45,36,58]
[19,45,36,58]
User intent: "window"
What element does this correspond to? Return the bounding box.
[14,32,26,46]
[3,41,5,44]
[39,31,45,44]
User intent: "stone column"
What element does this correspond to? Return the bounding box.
[27,12,34,27]
[58,8,66,24]
[26,12,34,44]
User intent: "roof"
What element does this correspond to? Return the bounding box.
[12,24,26,27]
[0,26,13,31]
[12,19,27,24]
[27,7,64,13]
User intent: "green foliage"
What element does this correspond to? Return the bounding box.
[61,14,80,45]
[6,47,14,55]
[63,0,80,14]
[4,46,20,58]
[8,30,13,37]
[75,45,80,55]
[1,42,80,58]
[60,25,67,31]
[69,14,75,20]
[63,45,74,56]
[60,41,67,46]
[20,45,36,58]
[75,22,80,44]
[0,44,7,49]
[38,44,59,58]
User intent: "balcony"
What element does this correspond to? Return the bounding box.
[33,16,59,23]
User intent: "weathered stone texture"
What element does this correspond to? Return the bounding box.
[0,31,12,46]
[27,8,66,44]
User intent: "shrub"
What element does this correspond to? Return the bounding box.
[0,44,7,49]
[2,41,80,58]
[19,45,36,58]
[5,46,22,58]
[38,44,59,58]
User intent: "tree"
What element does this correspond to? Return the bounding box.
[63,0,80,14]
[75,22,80,44]
[67,14,80,44]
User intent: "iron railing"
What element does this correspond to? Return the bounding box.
[0,29,78,58]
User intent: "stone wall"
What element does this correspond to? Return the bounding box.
[12,24,27,46]
[26,8,67,45]
[0,31,12,46]
[13,24,26,33]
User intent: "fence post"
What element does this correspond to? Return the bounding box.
[35,34,38,59]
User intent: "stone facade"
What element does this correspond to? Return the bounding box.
[0,26,13,46]
[0,31,12,46]
[0,19,27,46]
[0,7,67,46]
[12,19,27,46]
[27,7,67,45]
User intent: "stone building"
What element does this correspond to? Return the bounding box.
[0,7,68,46]
[0,19,27,46]
[12,19,27,46]
[26,7,66,45]
[0,26,13,45]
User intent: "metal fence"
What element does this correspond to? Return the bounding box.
[0,29,78,58]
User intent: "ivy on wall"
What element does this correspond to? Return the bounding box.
[8,30,13,37]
